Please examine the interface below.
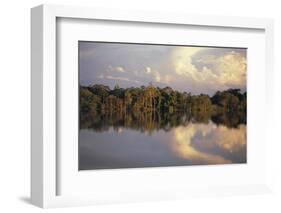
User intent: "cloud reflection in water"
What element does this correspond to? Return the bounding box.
[172,123,246,164]
[79,121,246,170]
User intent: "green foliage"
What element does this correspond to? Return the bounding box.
[80,84,247,130]
[211,89,246,112]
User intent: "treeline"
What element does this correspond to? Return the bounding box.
[80,83,246,116]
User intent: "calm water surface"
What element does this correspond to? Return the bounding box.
[79,114,246,170]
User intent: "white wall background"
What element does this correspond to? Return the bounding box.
[0,0,280,212]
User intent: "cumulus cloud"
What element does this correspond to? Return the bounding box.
[171,47,247,91]
[143,66,171,84]
[79,41,246,95]
[145,67,151,74]
[107,65,126,73]
[172,47,203,80]
[115,66,125,73]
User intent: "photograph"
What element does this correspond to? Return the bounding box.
[78,41,247,170]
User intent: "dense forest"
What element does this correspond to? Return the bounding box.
[80,83,246,132]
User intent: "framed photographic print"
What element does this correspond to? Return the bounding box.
[31,4,274,208]
[78,41,247,170]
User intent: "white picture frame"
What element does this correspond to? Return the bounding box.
[31,4,274,208]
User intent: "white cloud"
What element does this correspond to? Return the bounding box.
[145,67,151,74]
[172,47,203,81]
[215,52,247,86]
[143,66,169,84]
[116,66,125,73]
[171,47,246,90]
[107,65,126,73]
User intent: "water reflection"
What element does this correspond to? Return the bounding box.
[79,111,246,170]
[172,124,246,164]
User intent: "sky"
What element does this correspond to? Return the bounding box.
[79,41,247,95]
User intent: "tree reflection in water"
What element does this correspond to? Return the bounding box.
[79,109,246,170]
[80,109,246,134]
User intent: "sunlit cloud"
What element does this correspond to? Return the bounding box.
[145,67,151,74]
[143,67,169,84]
[172,47,203,81]
[215,52,247,86]
[79,42,246,95]
[171,47,247,91]
[116,66,125,73]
